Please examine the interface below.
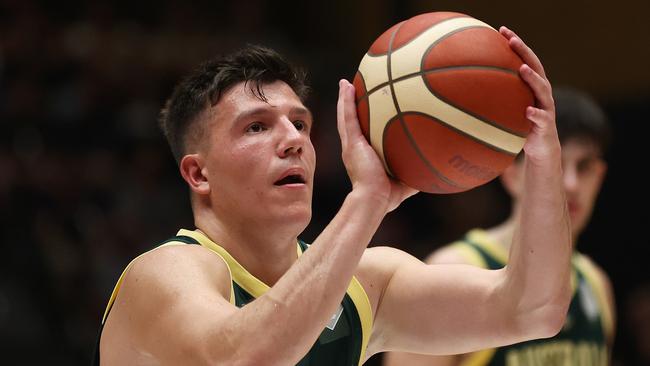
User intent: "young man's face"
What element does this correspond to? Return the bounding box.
[200,80,316,229]
[560,138,607,236]
[505,138,607,239]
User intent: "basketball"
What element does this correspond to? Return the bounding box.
[354,12,533,194]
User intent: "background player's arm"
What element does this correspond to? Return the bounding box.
[100,80,416,365]
[365,28,572,357]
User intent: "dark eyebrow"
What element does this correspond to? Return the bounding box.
[233,106,313,124]
[290,106,313,122]
[233,107,273,124]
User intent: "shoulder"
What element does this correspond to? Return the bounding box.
[112,243,233,323]
[424,232,494,269]
[575,253,613,290]
[100,243,235,361]
[126,243,232,299]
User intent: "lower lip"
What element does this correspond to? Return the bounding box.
[275,183,307,189]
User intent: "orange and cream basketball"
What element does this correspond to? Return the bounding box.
[354,12,533,193]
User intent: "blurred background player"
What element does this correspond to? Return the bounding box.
[384,87,615,366]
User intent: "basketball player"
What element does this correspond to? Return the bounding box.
[95,27,573,365]
[384,88,615,366]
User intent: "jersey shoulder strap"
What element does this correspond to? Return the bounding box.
[573,253,614,341]
[298,240,373,365]
[449,229,508,269]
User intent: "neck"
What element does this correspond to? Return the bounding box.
[193,205,300,286]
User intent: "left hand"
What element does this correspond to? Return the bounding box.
[501,26,561,165]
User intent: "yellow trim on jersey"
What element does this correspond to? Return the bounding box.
[180,229,373,365]
[450,229,581,366]
[465,229,509,264]
[101,239,236,324]
[466,229,578,293]
[460,348,497,366]
[573,254,614,341]
[347,275,373,365]
[180,229,273,297]
[450,241,488,267]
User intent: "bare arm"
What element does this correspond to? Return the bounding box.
[101,80,416,365]
[369,28,572,357]
[382,247,475,366]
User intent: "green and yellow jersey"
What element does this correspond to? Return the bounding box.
[451,229,613,366]
[94,229,373,366]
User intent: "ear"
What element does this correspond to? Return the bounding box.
[179,154,210,195]
[500,159,524,198]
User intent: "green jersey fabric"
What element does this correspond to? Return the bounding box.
[451,229,611,366]
[94,229,373,366]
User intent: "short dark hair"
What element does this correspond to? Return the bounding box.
[159,45,309,163]
[553,87,611,155]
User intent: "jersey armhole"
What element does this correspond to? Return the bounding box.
[348,275,373,366]
[209,251,236,305]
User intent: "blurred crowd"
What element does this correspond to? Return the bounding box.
[1,1,648,365]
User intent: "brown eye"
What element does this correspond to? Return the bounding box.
[294,120,310,134]
[246,122,266,133]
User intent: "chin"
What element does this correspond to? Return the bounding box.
[275,203,312,226]
[292,206,312,224]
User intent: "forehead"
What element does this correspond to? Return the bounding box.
[209,80,307,124]
[561,138,603,159]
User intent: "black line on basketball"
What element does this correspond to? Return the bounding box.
[387,22,464,189]
[382,117,468,189]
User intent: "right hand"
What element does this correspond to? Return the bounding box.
[336,79,418,212]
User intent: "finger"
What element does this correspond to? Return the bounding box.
[341,80,364,147]
[499,26,516,40]
[520,64,554,112]
[500,26,547,80]
[526,106,554,130]
[341,81,363,141]
[336,79,349,148]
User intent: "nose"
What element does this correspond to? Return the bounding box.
[277,119,304,158]
[563,164,579,194]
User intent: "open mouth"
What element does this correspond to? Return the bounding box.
[274,174,305,186]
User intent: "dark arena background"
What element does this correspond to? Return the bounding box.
[1,0,648,364]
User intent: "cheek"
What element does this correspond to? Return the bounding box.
[240,144,278,194]
[578,178,603,207]
[214,144,265,183]
[304,143,317,168]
